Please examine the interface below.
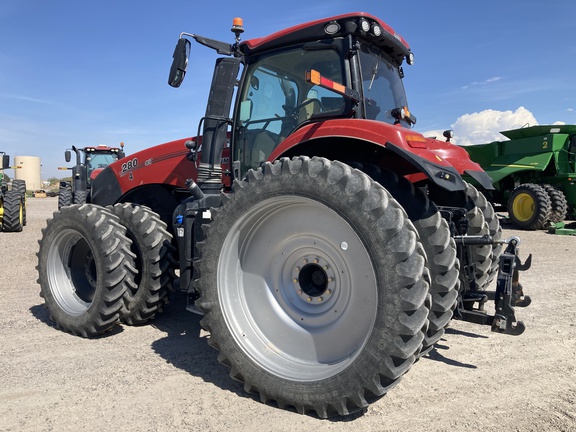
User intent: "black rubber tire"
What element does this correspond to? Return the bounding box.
[58,186,72,210]
[465,202,492,283]
[373,169,458,355]
[508,183,551,230]
[9,179,27,226]
[0,193,4,231]
[195,156,430,418]
[11,179,26,197]
[109,203,177,325]
[36,204,137,337]
[464,183,503,290]
[2,190,24,232]
[541,184,568,223]
[73,189,88,205]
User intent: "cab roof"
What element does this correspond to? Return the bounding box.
[240,12,411,65]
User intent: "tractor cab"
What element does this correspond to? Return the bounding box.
[59,143,126,209]
[169,13,420,190]
[65,144,125,185]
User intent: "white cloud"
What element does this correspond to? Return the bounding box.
[448,107,538,145]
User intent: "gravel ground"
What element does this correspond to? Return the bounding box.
[1,197,575,432]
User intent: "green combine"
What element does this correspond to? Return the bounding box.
[461,125,576,230]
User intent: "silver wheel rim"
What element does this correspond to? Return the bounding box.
[46,229,97,315]
[218,196,378,381]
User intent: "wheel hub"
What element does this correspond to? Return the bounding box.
[295,258,334,302]
[513,192,535,222]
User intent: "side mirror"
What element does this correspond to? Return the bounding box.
[1,154,9,169]
[65,150,71,163]
[443,130,454,143]
[118,151,125,159]
[168,38,191,88]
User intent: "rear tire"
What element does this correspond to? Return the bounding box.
[36,204,137,337]
[109,203,177,325]
[541,184,567,223]
[508,183,551,230]
[195,157,430,418]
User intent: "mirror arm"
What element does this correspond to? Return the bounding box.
[181,32,234,56]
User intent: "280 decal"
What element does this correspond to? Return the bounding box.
[121,158,138,173]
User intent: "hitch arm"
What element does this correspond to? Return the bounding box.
[453,235,532,336]
[491,237,531,335]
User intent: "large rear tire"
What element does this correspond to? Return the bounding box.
[109,203,176,325]
[195,157,430,418]
[36,204,137,337]
[2,190,24,232]
[508,183,551,230]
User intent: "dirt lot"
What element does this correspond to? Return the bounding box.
[1,197,575,432]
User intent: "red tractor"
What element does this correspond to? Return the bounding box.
[37,13,531,417]
[57,143,125,209]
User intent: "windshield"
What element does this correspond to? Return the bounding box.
[234,46,349,172]
[85,152,118,176]
[357,42,410,127]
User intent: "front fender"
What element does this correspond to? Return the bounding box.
[386,142,466,192]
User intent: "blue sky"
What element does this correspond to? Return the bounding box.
[1,0,575,179]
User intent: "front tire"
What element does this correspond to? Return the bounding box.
[109,203,176,325]
[36,204,137,337]
[465,183,502,290]
[375,169,458,355]
[195,157,430,418]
